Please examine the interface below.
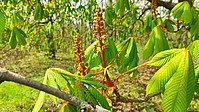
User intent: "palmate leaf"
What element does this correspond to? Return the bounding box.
[195,65,199,95]
[33,73,48,112]
[146,50,184,95]
[117,38,138,76]
[143,26,169,60]
[146,48,195,111]
[162,49,195,112]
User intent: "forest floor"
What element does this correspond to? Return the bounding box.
[0,51,199,112]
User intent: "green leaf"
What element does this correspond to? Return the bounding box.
[172,1,192,24]
[8,30,17,49]
[117,38,138,76]
[165,20,174,32]
[74,82,98,105]
[12,12,23,26]
[105,7,115,24]
[124,0,130,10]
[143,26,169,60]
[190,19,199,36]
[87,85,111,110]
[171,2,184,18]
[104,38,118,65]
[84,41,101,69]
[13,27,27,45]
[162,49,195,112]
[33,3,44,21]
[187,40,199,59]
[146,48,195,111]
[33,73,48,112]
[146,50,184,95]
[119,0,125,16]
[0,11,6,37]
[46,70,59,103]
[85,41,98,56]
[46,69,72,93]
[153,26,169,54]
[148,49,182,66]
[143,35,154,60]
[195,65,199,95]
[180,1,192,24]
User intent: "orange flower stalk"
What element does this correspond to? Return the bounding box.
[93,6,112,83]
[73,33,87,76]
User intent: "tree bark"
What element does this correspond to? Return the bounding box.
[0,69,110,112]
[147,0,176,10]
[147,0,194,10]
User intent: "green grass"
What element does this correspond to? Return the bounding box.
[0,52,75,111]
[0,82,39,112]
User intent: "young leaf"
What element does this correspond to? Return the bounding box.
[9,30,17,49]
[12,12,23,26]
[33,3,44,21]
[0,11,6,37]
[14,27,27,45]
[105,7,115,24]
[47,69,72,93]
[104,38,118,65]
[74,82,98,105]
[33,73,48,112]
[171,2,184,18]
[143,34,154,60]
[180,1,192,24]
[87,85,111,110]
[190,19,199,36]
[46,70,60,103]
[165,20,174,32]
[124,0,130,10]
[143,26,169,60]
[117,38,138,76]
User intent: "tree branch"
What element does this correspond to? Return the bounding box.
[147,0,176,10]
[0,69,110,112]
